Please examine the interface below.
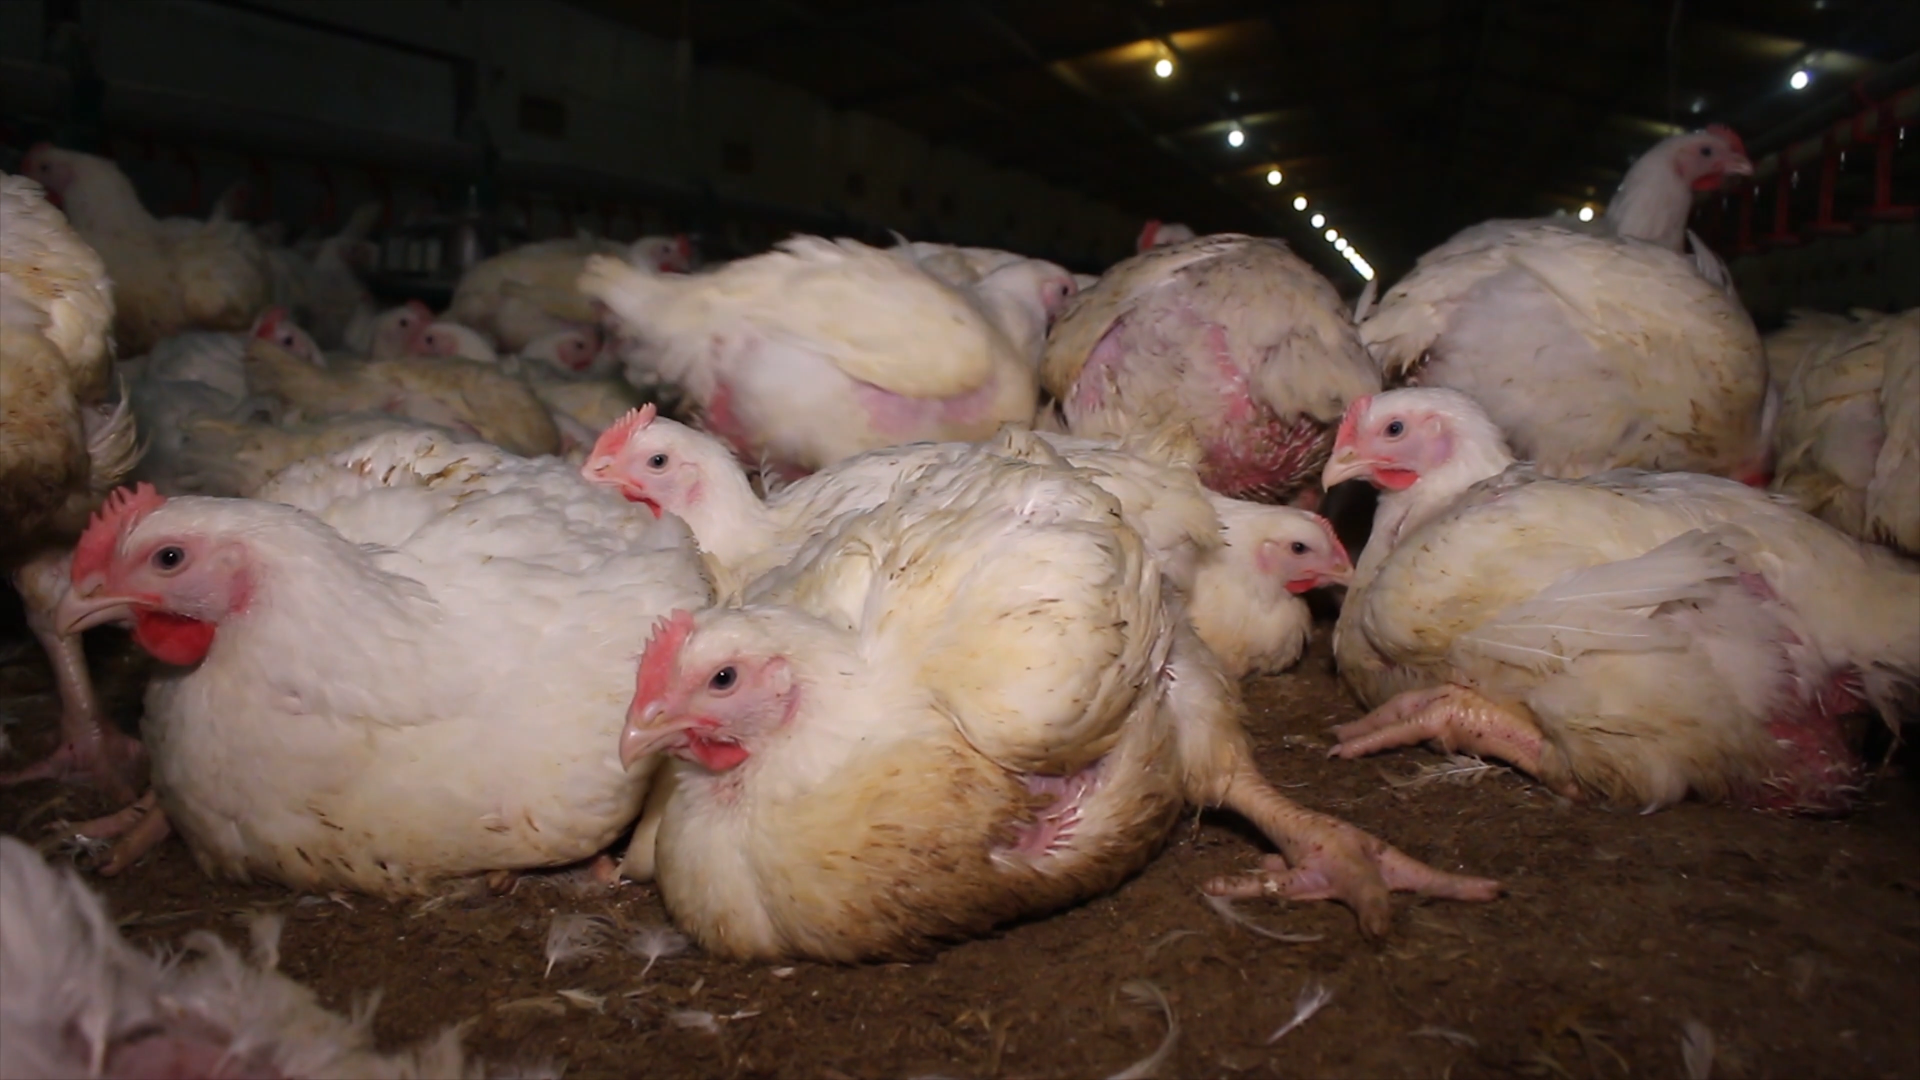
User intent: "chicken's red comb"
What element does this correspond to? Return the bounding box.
[1137,220,1162,253]
[1333,395,1373,451]
[73,484,166,587]
[633,609,697,711]
[1705,124,1746,156]
[1314,513,1353,570]
[252,306,288,341]
[590,404,658,465]
[404,299,433,319]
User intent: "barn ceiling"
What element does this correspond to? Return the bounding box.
[574,0,1920,280]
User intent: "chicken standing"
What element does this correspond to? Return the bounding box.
[1768,308,1919,555]
[580,236,1042,480]
[0,836,513,1079]
[0,173,143,802]
[619,433,1497,960]
[582,406,1352,674]
[51,429,713,886]
[1322,388,1919,811]
[1355,128,1767,481]
[1040,234,1381,503]
[17,145,272,356]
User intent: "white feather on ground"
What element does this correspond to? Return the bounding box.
[1266,981,1335,1044]
[542,913,615,978]
[1104,981,1179,1080]
[0,835,537,1079]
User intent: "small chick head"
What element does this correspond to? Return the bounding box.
[251,307,324,365]
[620,609,797,773]
[525,326,603,373]
[17,143,76,203]
[1252,510,1354,594]
[1677,125,1753,191]
[370,301,432,358]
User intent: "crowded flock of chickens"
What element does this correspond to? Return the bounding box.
[2,122,1916,1076]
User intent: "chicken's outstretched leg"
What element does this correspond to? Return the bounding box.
[0,554,144,805]
[1329,683,1578,797]
[1205,763,1503,936]
[62,790,170,875]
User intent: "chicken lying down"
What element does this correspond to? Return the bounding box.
[18,144,272,357]
[0,172,144,804]
[0,837,528,1080]
[1041,234,1380,504]
[581,235,1043,481]
[404,319,644,457]
[620,432,1497,961]
[343,299,435,360]
[1768,308,1920,556]
[242,322,561,456]
[889,238,1080,360]
[448,234,692,353]
[1357,128,1767,483]
[1322,388,1919,811]
[257,202,383,350]
[582,406,1352,677]
[51,430,714,887]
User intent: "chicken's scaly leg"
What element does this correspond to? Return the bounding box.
[1206,763,1503,936]
[0,553,144,805]
[63,790,170,875]
[1329,683,1579,797]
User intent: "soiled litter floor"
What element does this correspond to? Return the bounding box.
[2,628,1916,1079]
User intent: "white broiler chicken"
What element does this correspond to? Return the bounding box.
[343,300,435,360]
[448,234,691,353]
[1041,234,1381,503]
[581,406,1353,676]
[895,238,1029,285]
[50,429,714,886]
[1769,308,1920,555]
[619,434,1497,960]
[0,836,510,1080]
[404,320,642,457]
[18,145,272,356]
[891,240,1080,364]
[0,172,143,803]
[242,320,561,456]
[1356,128,1768,482]
[1321,388,1919,812]
[580,235,1042,480]
[258,202,382,350]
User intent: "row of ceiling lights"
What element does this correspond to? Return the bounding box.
[1155,53,1373,281]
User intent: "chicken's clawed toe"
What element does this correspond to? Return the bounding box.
[1206,816,1502,938]
[59,789,171,875]
[1329,684,1561,786]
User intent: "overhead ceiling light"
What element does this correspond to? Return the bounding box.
[1266,168,1282,186]
[1690,96,1706,114]
[1292,195,1308,211]
[1227,127,1245,148]
[1789,68,1811,90]
[1325,228,1339,242]
[1310,213,1325,228]
[1577,205,1596,222]
[1154,57,1174,79]
[1334,237,1348,251]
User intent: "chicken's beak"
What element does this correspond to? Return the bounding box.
[620,700,685,769]
[1723,155,1754,178]
[54,585,135,636]
[1321,446,1373,490]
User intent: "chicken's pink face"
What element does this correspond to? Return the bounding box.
[1322,395,1451,491]
[581,405,707,519]
[1251,512,1354,594]
[18,143,75,205]
[407,321,495,362]
[527,328,603,373]
[251,307,323,366]
[1672,126,1753,192]
[54,486,254,668]
[619,610,798,773]
[370,301,433,357]
[1039,271,1078,326]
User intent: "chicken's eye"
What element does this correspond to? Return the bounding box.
[1290,541,1309,555]
[709,666,737,692]
[1385,420,1405,437]
[151,545,187,573]
[1700,146,1714,156]
[647,453,669,469]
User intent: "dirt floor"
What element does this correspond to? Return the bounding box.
[3,624,1917,1080]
